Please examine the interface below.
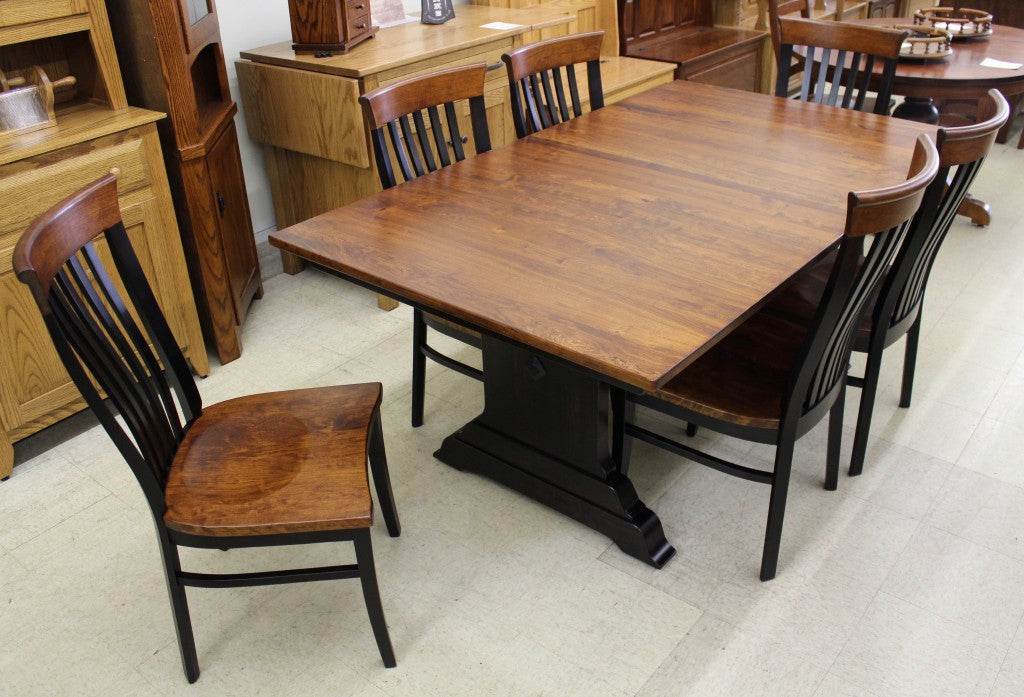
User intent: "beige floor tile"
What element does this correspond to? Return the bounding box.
[815,591,1005,697]
[637,613,828,697]
[881,524,1024,647]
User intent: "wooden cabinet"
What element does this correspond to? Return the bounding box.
[618,0,768,91]
[236,5,674,278]
[0,0,209,479]
[104,0,263,365]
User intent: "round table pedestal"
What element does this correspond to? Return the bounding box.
[893,96,940,124]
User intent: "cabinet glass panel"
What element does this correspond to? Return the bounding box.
[185,0,212,25]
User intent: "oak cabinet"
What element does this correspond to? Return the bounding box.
[0,0,209,479]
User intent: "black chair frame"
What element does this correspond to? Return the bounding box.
[14,175,400,682]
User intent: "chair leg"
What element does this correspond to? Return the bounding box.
[157,533,200,683]
[411,308,427,428]
[685,422,698,437]
[850,342,885,477]
[899,316,921,409]
[368,408,400,537]
[610,388,635,476]
[760,440,795,582]
[826,385,844,491]
[353,529,396,668]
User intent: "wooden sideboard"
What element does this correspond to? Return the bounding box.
[618,0,768,91]
[0,0,209,480]
[237,5,674,279]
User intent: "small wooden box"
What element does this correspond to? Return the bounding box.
[288,0,378,53]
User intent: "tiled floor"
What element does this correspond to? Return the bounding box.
[2,124,1024,696]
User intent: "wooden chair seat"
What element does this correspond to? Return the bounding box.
[165,384,381,537]
[651,310,811,430]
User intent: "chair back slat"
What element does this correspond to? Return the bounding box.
[502,31,605,139]
[883,90,1010,333]
[776,18,907,115]
[13,175,202,508]
[360,63,492,189]
[785,135,939,422]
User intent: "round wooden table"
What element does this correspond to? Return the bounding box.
[854,18,1024,225]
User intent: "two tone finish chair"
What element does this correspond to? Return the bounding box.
[775,17,907,115]
[616,136,939,581]
[789,90,1010,478]
[359,63,491,427]
[13,175,401,682]
[501,31,605,139]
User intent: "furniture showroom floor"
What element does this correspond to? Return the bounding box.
[3,126,1024,696]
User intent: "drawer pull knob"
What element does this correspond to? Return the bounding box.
[357,23,366,29]
[355,4,365,8]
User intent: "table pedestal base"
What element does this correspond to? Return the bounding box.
[434,336,675,568]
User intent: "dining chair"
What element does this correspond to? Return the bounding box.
[791,90,1010,478]
[615,134,939,582]
[359,63,491,427]
[501,31,605,139]
[13,174,401,683]
[767,0,811,80]
[775,17,908,115]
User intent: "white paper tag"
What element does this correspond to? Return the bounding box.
[481,21,522,30]
[980,57,1023,70]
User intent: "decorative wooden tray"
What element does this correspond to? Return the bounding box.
[914,7,993,40]
[896,25,953,61]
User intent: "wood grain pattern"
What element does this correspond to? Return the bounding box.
[271,80,934,391]
[238,8,667,276]
[0,4,209,476]
[165,384,382,536]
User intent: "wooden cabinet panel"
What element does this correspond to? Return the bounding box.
[206,121,261,326]
[0,0,88,26]
[106,0,262,365]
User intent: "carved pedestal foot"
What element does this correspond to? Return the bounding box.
[959,194,991,227]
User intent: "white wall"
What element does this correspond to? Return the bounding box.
[217,0,436,239]
[217,1,293,238]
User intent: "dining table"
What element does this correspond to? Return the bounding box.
[852,17,1024,224]
[270,79,934,568]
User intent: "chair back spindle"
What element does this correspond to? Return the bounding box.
[788,135,939,425]
[502,31,605,139]
[776,18,907,115]
[13,174,201,509]
[886,90,1009,334]
[359,63,492,189]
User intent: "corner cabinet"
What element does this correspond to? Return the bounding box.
[0,0,209,480]
[104,0,263,365]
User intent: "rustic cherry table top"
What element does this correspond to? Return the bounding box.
[271,80,932,393]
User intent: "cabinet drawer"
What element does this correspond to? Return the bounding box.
[347,9,371,39]
[0,130,153,244]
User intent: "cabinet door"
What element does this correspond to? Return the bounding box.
[206,120,261,325]
[0,195,192,438]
